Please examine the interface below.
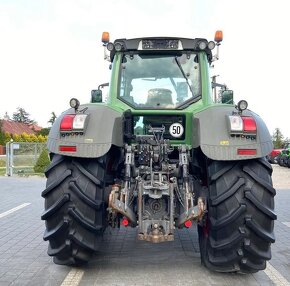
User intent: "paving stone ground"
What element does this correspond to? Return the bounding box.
[0,165,289,286]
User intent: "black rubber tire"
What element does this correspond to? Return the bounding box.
[282,155,289,167]
[41,154,107,265]
[277,156,283,166]
[267,155,275,164]
[198,158,276,273]
[287,157,290,168]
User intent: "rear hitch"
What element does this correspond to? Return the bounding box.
[177,197,207,227]
[108,184,137,226]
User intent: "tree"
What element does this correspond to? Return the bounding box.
[37,128,50,136]
[20,133,30,142]
[12,107,36,125]
[272,128,284,148]
[34,148,50,173]
[37,134,47,143]
[4,132,12,144]
[12,134,22,142]
[284,137,290,148]
[48,112,57,126]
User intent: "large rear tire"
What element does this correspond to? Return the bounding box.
[198,158,276,273]
[287,157,290,168]
[41,154,107,265]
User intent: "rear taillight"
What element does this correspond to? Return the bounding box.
[228,115,257,135]
[241,116,257,133]
[60,115,75,131]
[60,114,88,133]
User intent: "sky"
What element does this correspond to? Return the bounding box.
[0,0,289,138]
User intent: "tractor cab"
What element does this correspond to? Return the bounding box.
[118,52,200,109]
[102,33,219,110]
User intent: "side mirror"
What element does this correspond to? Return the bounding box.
[91,83,109,103]
[221,90,234,104]
[91,89,103,103]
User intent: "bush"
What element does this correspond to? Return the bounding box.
[34,148,50,173]
[0,159,5,167]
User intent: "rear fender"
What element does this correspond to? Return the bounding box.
[47,105,123,158]
[192,106,273,160]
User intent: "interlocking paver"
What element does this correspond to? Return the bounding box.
[0,166,289,285]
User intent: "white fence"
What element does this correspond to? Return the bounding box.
[5,141,46,176]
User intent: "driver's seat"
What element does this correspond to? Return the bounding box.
[146,88,173,107]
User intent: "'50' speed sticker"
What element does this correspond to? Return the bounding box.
[169,123,184,138]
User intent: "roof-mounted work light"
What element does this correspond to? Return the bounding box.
[208,41,216,50]
[198,40,207,50]
[114,42,123,52]
[106,42,114,51]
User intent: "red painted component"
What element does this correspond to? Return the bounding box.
[122,218,129,227]
[242,116,257,133]
[270,149,282,157]
[59,145,77,152]
[60,115,75,131]
[184,220,192,228]
[237,149,257,155]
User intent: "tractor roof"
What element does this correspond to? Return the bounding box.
[108,36,215,62]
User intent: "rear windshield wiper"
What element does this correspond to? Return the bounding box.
[174,56,194,97]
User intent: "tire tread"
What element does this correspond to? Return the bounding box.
[198,158,276,273]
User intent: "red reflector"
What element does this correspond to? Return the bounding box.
[237,149,257,155]
[59,146,77,152]
[60,115,75,131]
[184,220,192,228]
[122,218,129,227]
[242,116,257,133]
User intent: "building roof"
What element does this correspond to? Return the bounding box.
[0,120,42,135]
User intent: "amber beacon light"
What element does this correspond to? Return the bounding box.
[102,32,110,44]
[214,30,223,43]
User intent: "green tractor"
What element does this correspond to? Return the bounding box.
[41,31,276,273]
[277,147,290,167]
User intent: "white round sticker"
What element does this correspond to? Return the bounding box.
[169,123,184,138]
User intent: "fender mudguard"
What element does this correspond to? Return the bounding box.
[47,105,123,158]
[192,106,273,160]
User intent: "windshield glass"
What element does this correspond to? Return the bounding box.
[118,53,201,109]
